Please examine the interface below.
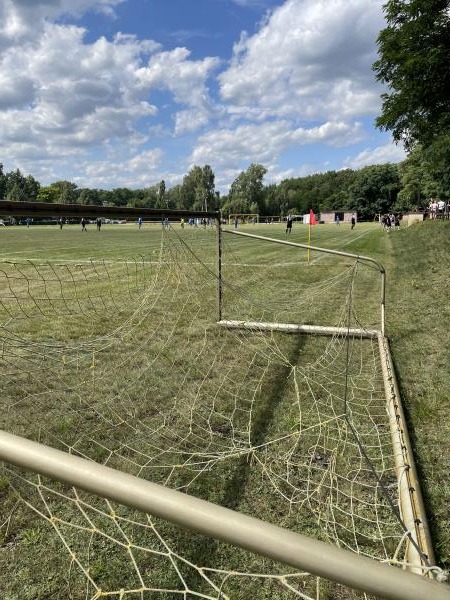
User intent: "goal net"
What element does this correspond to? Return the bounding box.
[0,225,435,599]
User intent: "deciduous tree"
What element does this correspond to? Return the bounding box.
[373,0,450,149]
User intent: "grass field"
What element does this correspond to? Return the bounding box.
[0,219,448,599]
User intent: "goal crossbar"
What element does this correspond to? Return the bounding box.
[218,320,380,339]
[0,429,446,600]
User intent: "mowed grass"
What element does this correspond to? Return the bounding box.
[0,219,448,599]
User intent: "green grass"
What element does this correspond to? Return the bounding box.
[0,220,448,599]
[386,220,450,568]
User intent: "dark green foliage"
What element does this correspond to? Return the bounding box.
[373,0,450,149]
[1,168,40,202]
[222,163,267,214]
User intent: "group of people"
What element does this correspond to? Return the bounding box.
[428,199,446,219]
[379,213,400,231]
[77,217,102,231]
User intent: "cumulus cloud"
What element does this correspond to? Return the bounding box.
[0,8,220,179]
[72,147,164,188]
[219,0,384,121]
[0,0,393,190]
[136,47,220,113]
[343,142,406,169]
[0,0,124,50]
[190,119,364,167]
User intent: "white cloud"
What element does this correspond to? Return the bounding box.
[136,47,220,119]
[73,147,164,188]
[343,142,406,169]
[0,13,219,176]
[191,119,364,167]
[0,0,395,191]
[0,0,124,49]
[174,109,212,135]
[219,0,384,121]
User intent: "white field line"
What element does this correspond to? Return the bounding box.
[0,247,84,258]
[0,258,161,265]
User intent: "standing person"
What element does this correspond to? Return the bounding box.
[285,214,293,234]
[96,217,102,231]
[81,217,87,231]
[233,216,238,230]
[351,214,356,230]
[138,216,142,229]
[58,217,64,230]
[180,217,185,229]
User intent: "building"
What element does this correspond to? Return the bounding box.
[319,211,357,224]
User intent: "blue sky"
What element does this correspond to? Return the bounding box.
[0,0,405,193]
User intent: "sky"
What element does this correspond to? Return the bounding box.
[0,0,406,193]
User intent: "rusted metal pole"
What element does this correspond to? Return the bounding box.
[378,334,436,572]
[0,430,448,600]
[218,320,379,339]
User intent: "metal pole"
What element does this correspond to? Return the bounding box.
[217,214,223,321]
[1,431,448,600]
[218,320,380,339]
[223,230,386,335]
[378,335,436,571]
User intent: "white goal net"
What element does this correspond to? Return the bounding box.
[0,225,435,599]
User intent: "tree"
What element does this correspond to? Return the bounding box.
[181,165,216,211]
[228,164,267,214]
[47,181,78,204]
[24,175,40,201]
[395,147,426,211]
[37,186,59,203]
[0,164,7,199]
[78,188,101,206]
[110,188,134,207]
[373,0,450,149]
[348,164,400,218]
[166,185,184,210]
[158,180,166,207]
[422,133,450,197]
[5,169,27,200]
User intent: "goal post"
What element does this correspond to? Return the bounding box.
[219,229,386,335]
[0,429,445,600]
[217,229,435,575]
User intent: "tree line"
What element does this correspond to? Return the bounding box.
[0,150,444,221]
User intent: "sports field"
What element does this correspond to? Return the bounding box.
[0,219,448,599]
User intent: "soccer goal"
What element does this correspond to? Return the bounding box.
[0,202,446,600]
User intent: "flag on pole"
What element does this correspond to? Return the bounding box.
[307,209,317,263]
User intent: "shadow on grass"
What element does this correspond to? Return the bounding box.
[182,334,306,593]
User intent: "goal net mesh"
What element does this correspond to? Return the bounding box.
[0,226,413,599]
